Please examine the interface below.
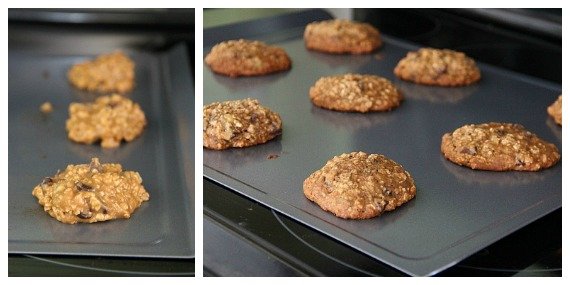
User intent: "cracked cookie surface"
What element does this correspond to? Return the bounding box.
[32,158,150,224]
[68,51,135,93]
[205,39,291,77]
[304,19,381,54]
[441,122,560,171]
[309,74,402,112]
[303,152,416,219]
[547,95,562,125]
[203,98,282,150]
[394,48,481,86]
[66,94,147,148]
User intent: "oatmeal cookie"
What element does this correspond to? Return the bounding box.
[547,95,562,125]
[304,19,381,54]
[204,39,291,77]
[66,94,146,148]
[441,122,560,171]
[68,51,135,93]
[309,74,402,112]
[394,48,481,86]
[32,158,149,224]
[203,98,282,150]
[303,152,416,219]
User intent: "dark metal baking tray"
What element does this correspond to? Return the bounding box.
[9,43,194,259]
[203,9,561,276]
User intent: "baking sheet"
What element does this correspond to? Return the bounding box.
[203,9,561,276]
[9,44,195,259]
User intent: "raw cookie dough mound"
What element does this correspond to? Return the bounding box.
[394,48,481,86]
[309,74,402,112]
[304,19,381,54]
[32,158,149,224]
[203,98,282,150]
[303,152,416,219]
[441,122,560,171]
[204,39,292,77]
[66,94,147,148]
[547,95,562,125]
[68,51,135,93]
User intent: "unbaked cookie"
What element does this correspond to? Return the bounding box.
[204,39,291,77]
[303,152,416,219]
[32,158,149,224]
[309,74,402,112]
[394,48,481,86]
[66,94,146,148]
[304,19,381,54]
[68,51,135,94]
[203,98,282,150]
[547,95,562,125]
[441,122,560,171]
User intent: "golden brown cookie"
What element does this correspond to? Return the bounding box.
[309,74,402,113]
[66,94,147,148]
[204,39,291,77]
[304,19,381,54]
[203,98,282,150]
[394,48,481,86]
[32,158,149,224]
[441,122,560,171]
[303,152,416,219]
[547,95,562,125]
[68,51,135,93]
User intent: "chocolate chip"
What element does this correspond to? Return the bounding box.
[77,211,92,219]
[75,182,94,192]
[41,177,54,187]
[107,102,119,109]
[102,208,108,215]
[460,146,477,155]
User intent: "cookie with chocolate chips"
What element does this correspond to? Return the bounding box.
[394,48,481,86]
[203,98,282,150]
[304,19,382,54]
[303,152,416,219]
[547,95,562,125]
[66,94,147,148]
[205,39,291,77]
[309,74,402,112]
[68,51,135,94]
[441,122,560,171]
[32,158,149,224]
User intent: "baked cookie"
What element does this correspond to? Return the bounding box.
[32,158,149,224]
[441,122,560,171]
[203,98,282,150]
[66,94,146,148]
[68,51,135,93]
[394,48,481,86]
[547,95,562,125]
[304,19,381,54]
[303,152,416,219]
[310,74,402,112]
[205,39,291,77]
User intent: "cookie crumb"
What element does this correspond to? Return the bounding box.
[40,102,53,114]
[267,154,280,159]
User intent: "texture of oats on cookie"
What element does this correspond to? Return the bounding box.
[68,51,135,93]
[394,48,481,86]
[203,98,282,150]
[205,39,291,77]
[66,94,146,148]
[441,122,560,171]
[310,74,402,112]
[304,19,382,54]
[32,158,149,224]
[303,152,416,219]
[547,95,562,125]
